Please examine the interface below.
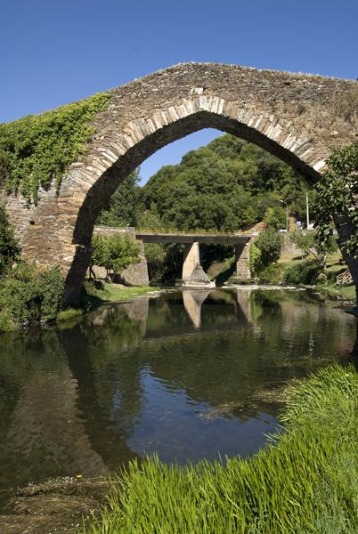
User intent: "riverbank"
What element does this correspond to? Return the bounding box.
[84,365,358,534]
[0,476,110,534]
[48,283,161,324]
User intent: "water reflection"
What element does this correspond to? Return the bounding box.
[0,289,356,497]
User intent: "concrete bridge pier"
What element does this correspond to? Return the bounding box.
[235,240,251,282]
[181,242,215,287]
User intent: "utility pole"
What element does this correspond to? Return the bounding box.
[306,192,310,229]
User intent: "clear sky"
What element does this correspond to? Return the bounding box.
[1,0,357,183]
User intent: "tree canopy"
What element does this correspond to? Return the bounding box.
[314,143,358,259]
[139,134,312,232]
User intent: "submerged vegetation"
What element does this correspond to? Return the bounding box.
[85,365,358,534]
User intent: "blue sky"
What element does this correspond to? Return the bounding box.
[1,0,357,183]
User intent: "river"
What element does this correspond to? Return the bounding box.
[0,288,356,504]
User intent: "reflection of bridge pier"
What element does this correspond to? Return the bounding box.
[236,288,253,324]
[182,289,212,328]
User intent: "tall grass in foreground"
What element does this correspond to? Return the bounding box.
[84,365,358,533]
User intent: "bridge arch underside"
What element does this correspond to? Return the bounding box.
[5,63,357,306]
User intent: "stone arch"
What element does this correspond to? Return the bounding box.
[3,63,357,304]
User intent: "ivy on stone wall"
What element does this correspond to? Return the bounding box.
[0,92,110,201]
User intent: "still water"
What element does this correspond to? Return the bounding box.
[0,288,356,498]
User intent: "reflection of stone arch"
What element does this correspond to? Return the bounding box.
[7,368,108,482]
[4,63,357,304]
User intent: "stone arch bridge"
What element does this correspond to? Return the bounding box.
[4,63,358,305]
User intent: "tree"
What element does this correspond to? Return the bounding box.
[97,170,140,227]
[314,143,358,304]
[254,228,283,269]
[291,230,337,265]
[91,234,140,279]
[264,206,287,230]
[141,134,309,234]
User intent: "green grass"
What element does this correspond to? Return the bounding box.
[83,280,160,308]
[318,283,356,302]
[83,365,358,534]
[102,283,160,302]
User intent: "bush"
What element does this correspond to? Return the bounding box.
[0,263,64,328]
[257,263,284,284]
[91,233,140,278]
[284,261,322,285]
[253,228,283,273]
[0,309,15,333]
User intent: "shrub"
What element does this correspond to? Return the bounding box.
[257,263,284,284]
[0,309,16,333]
[0,263,64,327]
[91,234,140,279]
[284,260,322,285]
[254,228,283,271]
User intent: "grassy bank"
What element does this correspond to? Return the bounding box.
[84,365,358,534]
[81,281,160,309]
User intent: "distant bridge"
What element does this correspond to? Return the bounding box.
[93,226,252,286]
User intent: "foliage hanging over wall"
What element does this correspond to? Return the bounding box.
[0,92,110,201]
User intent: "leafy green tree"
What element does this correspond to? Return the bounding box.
[91,234,140,278]
[313,143,358,304]
[97,170,140,227]
[264,206,287,230]
[291,230,337,265]
[141,134,310,233]
[255,228,283,270]
[314,144,358,259]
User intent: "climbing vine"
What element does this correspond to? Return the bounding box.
[0,92,110,201]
